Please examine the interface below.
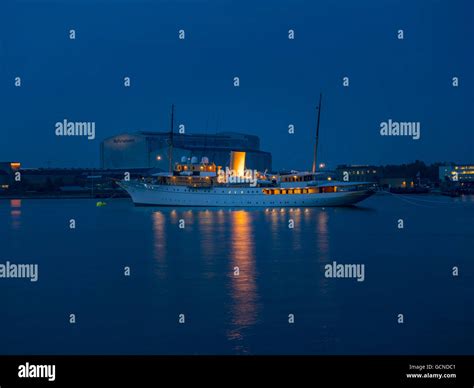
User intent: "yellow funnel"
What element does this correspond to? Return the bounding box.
[230,151,246,176]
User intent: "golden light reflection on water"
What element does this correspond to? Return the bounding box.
[317,210,329,261]
[316,210,331,295]
[10,199,21,208]
[265,208,279,242]
[228,210,258,351]
[198,210,216,264]
[170,209,177,221]
[314,209,339,346]
[290,208,302,250]
[10,199,21,230]
[152,211,167,277]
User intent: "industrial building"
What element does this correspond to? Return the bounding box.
[335,165,379,182]
[0,161,148,196]
[438,164,474,194]
[0,162,21,191]
[439,164,474,183]
[100,131,272,171]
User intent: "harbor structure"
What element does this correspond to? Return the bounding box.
[100,131,272,171]
[335,165,379,182]
[439,164,474,183]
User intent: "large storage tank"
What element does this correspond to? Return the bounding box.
[100,131,272,171]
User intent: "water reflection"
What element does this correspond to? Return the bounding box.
[316,210,329,262]
[198,210,216,268]
[290,208,302,250]
[228,210,258,352]
[148,206,341,352]
[315,209,331,297]
[10,199,21,230]
[264,208,280,243]
[152,211,167,277]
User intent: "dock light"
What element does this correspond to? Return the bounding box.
[319,163,325,169]
[10,162,21,170]
[327,176,332,181]
[156,155,162,161]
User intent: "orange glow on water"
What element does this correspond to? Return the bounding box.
[10,199,21,208]
[228,210,258,350]
[316,210,330,270]
[10,200,22,230]
[198,210,216,262]
[152,211,167,278]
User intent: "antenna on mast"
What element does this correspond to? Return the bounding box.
[312,93,322,174]
[168,104,174,173]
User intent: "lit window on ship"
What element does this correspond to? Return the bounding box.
[263,186,337,195]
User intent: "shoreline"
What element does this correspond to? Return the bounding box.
[0,193,130,200]
[1,191,471,201]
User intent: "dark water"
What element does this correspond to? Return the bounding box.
[1,194,473,355]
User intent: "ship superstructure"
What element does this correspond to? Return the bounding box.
[119,99,376,207]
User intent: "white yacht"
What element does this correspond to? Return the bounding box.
[119,99,376,207]
[119,171,375,207]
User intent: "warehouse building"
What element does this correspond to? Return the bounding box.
[100,131,272,171]
[335,165,379,182]
[439,164,474,183]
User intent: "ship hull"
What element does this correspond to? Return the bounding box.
[120,182,375,207]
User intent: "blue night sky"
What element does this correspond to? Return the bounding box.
[1,0,473,170]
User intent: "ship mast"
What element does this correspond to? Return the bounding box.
[168,104,174,173]
[312,93,322,174]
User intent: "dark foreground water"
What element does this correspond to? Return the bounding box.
[1,194,473,355]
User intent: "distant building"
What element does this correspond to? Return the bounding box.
[439,164,474,183]
[0,162,21,190]
[0,164,149,195]
[100,131,272,171]
[379,177,414,189]
[335,165,379,182]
